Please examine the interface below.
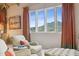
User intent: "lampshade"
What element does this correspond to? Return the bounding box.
[0,23,4,34]
[0,23,3,29]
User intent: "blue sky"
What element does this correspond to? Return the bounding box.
[29,7,62,27]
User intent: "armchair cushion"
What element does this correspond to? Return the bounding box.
[0,39,7,56]
[30,41,39,46]
[30,45,42,54]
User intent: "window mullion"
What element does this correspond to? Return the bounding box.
[35,10,38,32]
[45,9,47,32]
[54,7,57,32]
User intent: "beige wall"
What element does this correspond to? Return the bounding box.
[7,5,23,36]
[31,33,61,49]
[75,3,79,49]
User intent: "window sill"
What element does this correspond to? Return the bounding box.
[30,32,61,34]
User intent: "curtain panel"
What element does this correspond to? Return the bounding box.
[61,3,76,49]
[23,7,30,42]
[0,9,7,33]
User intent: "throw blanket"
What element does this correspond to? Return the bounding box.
[45,48,79,56]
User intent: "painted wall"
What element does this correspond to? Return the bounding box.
[7,5,23,36]
[31,33,61,49]
[74,4,79,49]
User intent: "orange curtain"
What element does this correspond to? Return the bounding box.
[0,11,4,23]
[61,3,76,49]
[0,9,7,33]
[23,7,30,42]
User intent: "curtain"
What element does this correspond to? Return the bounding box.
[0,11,4,23]
[0,9,7,33]
[61,3,76,49]
[23,7,30,42]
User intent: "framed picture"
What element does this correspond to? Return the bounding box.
[9,16,21,30]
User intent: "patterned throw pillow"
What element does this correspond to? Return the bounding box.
[5,48,15,56]
[20,40,29,46]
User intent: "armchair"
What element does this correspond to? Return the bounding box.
[11,35,43,56]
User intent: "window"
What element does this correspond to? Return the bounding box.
[29,11,36,32]
[47,8,55,32]
[29,6,62,33]
[38,10,45,32]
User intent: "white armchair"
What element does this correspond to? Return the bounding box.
[11,35,43,56]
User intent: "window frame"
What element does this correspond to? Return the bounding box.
[29,5,62,33]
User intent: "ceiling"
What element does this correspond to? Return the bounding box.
[0,3,61,10]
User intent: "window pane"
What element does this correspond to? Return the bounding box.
[38,10,45,32]
[47,8,55,31]
[57,7,62,32]
[29,11,36,32]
